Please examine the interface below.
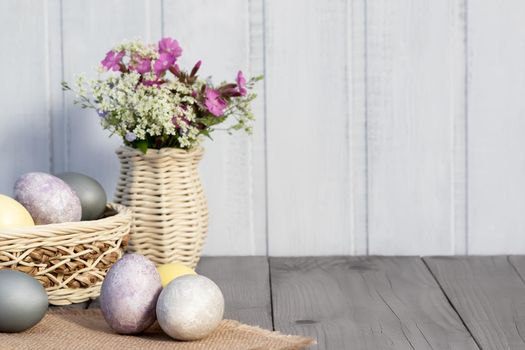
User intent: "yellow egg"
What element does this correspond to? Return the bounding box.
[0,194,35,229]
[157,262,197,287]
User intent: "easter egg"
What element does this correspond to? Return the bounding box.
[0,270,48,332]
[100,254,162,334]
[156,275,224,340]
[157,262,197,287]
[14,172,82,225]
[56,172,107,221]
[0,194,35,229]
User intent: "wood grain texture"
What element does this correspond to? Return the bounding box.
[265,0,352,255]
[425,256,525,349]
[197,256,273,329]
[270,256,478,350]
[467,1,525,254]
[366,0,467,254]
[0,0,51,195]
[163,0,266,255]
[508,256,525,280]
[61,0,162,192]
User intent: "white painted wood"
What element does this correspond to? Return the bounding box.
[6,0,525,256]
[452,0,468,254]
[47,0,66,175]
[467,1,525,254]
[248,0,268,255]
[366,0,466,255]
[60,0,162,191]
[162,0,266,255]
[347,0,368,254]
[265,0,352,255]
[0,0,51,195]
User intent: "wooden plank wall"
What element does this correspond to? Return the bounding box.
[0,0,524,255]
[467,0,525,254]
[366,0,466,255]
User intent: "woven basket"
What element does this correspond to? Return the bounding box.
[114,146,208,268]
[0,203,131,305]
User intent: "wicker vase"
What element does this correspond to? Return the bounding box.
[114,146,208,268]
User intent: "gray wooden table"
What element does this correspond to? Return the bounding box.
[62,256,525,350]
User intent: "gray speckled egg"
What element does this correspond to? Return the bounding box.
[0,270,48,333]
[100,254,162,334]
[56,172,107,221]
[156,275,224,340]
[14,172,81,225]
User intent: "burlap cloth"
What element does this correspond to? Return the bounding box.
[0,309,314,350]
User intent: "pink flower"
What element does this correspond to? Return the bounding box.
[236,70,247,96]
[193,60,202,71]
[158,37,182,58]
[142,79,164,87]
[169,64,181,77]
[154,53,176,76]
[155,38,181,77]
[131,56,151,74]
[205,88,227,116]
[190,60,202,77]
[101,50,125,71]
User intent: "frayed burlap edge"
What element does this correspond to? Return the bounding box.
[234,323,316,350]
[2,308,315,350]
[50,309,316,349]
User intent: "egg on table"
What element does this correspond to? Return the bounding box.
[0,270,48,333]
[156,275,224,340]
[56,172,107,221]
[14,172,81,225]
[100,254,162,334]
[157,262,197,288]
[0,194,35,229]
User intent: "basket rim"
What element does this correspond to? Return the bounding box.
[0,202,131,236]
[116,145,204,159]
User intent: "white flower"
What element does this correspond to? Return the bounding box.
[65,39,259,150]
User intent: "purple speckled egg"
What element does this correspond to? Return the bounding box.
[100,254,162,334]
[14,172,82,225]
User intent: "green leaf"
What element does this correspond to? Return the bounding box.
[199,116,227,127]
[135,140,148,154]
[231,123,243,130]
[200,129,213,140]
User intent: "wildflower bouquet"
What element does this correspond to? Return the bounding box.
[63,37,261,153]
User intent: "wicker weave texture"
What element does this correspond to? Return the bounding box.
[114,146,208,268]
[0,203,131,305]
